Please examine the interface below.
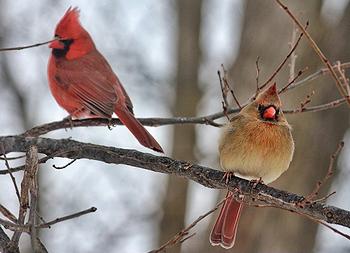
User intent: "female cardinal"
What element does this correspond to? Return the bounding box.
[48,7,163,153]
[210,83,294,248]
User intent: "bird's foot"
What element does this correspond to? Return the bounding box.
[107,118,113,130]
[63,115,74,130]
[222,171,234,185]
[250,177,263,189]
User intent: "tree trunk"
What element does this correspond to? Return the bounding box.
[158,1,203,253]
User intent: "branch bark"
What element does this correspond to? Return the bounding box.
[0,135,349,229]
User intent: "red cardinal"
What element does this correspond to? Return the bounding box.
[210,83,294,248]
[48,7,163,153]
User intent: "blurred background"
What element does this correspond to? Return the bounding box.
[0,0,349,252]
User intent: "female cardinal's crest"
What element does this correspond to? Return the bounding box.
[256,83,282,107]
[55,7,84,38]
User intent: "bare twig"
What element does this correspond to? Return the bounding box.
[279,67,308,94]
[0,155,25,161]
[38,207,97,228]
[0,39,57,52]
[217,70,230,120]
[260,21,307,90]
[1,153,21,202]
[314,191,336,204]
[285,62,350,93]
[275,0,350,105]
[297,90,316,112]
[300,141,344,205]
[52,159,77,170]
[221,65,242,109]
[335,61,350,95]
[149,199,226,253]
[289,25,298,81]
[286,97,345,114]
[251,202,350,241]
[15,98,344,140]
[0,204,17,223]
[255,56,261,98]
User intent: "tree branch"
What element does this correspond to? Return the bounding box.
[0,39,56,52]
[0,135,349,230]
[275,0,350,105]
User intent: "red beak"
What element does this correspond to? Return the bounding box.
[263,106,276,119]
[49,40,64,49]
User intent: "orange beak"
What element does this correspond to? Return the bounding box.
[49,39,64,49]
[263,106,276,119]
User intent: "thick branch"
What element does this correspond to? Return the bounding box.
[0,135,349,229]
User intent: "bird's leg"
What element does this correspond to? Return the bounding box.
[222,171,235,185]
[107,118,113,130]
[250,177,263,189]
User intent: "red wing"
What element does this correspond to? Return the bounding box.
[54,50,120,117]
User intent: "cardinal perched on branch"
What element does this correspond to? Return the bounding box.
[47,7,163,153]
[210,83,295,248]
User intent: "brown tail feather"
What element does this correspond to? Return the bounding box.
[210,191,243,249]
[115,107,163,153]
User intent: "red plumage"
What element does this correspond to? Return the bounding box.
[48,7,163,152]
[210,192,243,248]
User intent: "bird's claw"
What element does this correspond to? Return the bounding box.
[63,115,74,130]
[222,171,234,184]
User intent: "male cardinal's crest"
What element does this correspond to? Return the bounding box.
[55,7,82,38]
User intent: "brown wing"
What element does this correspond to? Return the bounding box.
[54,50,124,117]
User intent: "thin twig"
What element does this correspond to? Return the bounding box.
[313,191,336,204]
[148,198,226,253]
[260,21,308,89]
[222,65,242,109]
[300,141,344,205]
[255,56,261,98]
[0,155,25,161]
[285,62,350,93]
[0,204,17,223]
[335,61,350,95]
[217,70,230,120]
[2,153,21,202]
[0,39,57,52]
[299,90,315,111]
[279,67,308,94]
[275,0,350,105]
[38,207,97,228]
[0,96,341,144]
[289,25,298,81]
[297,209,350,241]
[285,97,345,114]
[250,202,350,241]
[52,159,77,170]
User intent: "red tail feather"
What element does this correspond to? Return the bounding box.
[210,191,243,249]
[115,107,163,153]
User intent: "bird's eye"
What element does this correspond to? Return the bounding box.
[258,104,263,112]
